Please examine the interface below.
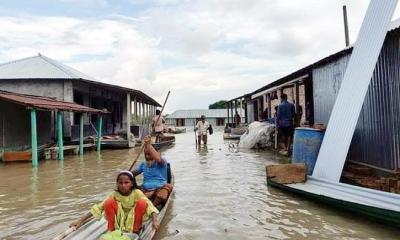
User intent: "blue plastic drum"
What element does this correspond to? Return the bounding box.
[292,127,325,175]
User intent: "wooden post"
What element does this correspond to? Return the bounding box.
[30,109,38,166]
[79,113,84,155]
[267,93,272,119]
[230,102,234,125]
[142,102,145,123]
[97,115,103,152]
[57,111,64,161]
[240,98,243,120]
[134,97,137,121]
[235,100,238,114]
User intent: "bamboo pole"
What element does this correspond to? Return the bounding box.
[129,91,170,171]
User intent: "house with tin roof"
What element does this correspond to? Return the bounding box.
[166,109,244,127]
[0,54,160,148]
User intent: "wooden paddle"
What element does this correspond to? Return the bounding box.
[129,90,170,171]
[51,215,93,240]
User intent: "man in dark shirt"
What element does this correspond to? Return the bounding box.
[277,93,295,152]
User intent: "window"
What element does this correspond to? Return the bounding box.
[216,118,225,126]
[176,118,185,126]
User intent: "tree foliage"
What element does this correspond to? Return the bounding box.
[209,100,227,109]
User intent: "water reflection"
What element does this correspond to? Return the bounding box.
[196,144,208,155]
[30,167,38,206]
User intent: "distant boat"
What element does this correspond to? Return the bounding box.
[223,133,242,140]
[223,126,247,140]
[2,150,32,162]
[171,127,186,134]
[152,135,175,150]
[2,144,51,162]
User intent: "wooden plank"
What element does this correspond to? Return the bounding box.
[266,163,306,184]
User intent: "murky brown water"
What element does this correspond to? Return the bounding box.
[0,131,399,239]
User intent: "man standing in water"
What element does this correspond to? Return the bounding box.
[277,93,295,154]
[194,115,210,145]
[234,110,241,127]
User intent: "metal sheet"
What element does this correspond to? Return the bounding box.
[288,176,400,212]
[313,55,351,124]
[0,90,107,113]
[313,0,398,181]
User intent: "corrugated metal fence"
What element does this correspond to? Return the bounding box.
[313,32,400,171]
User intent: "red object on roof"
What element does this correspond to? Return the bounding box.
[0,90,107,113]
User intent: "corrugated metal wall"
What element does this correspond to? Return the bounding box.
[313,55,351,124]
[313,32,400,171]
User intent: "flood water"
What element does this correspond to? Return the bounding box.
[0,131,399,239]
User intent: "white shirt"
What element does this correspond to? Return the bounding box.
[196,120,210,135]
[152,115,164,132]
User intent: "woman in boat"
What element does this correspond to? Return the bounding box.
[69,170,159,237]
[132,135,173,209]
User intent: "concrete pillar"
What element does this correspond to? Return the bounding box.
[240,98,243,119]
[97,115,103,152]
[226,102,230,124]
[137,100,142,118]
[127,94,132,147]
[142,102,145,122]
[230,102,234,125]
[134,97,137,120]
[267,93,272,119]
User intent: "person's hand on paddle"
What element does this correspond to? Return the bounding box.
[144,135,152,146]
[69,220,82,229]
[69,212,92,230]
[152,213,160,231]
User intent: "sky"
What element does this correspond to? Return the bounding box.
[1,0,400,113]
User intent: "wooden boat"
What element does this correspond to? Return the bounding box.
[267,176,400,227]
[223,133,242,140]
[171,128,186,134]
[59,173,174,240]
[101,139,130,149]
[152,136,175,151]
[2,144,50,162]
[2,150,31,162]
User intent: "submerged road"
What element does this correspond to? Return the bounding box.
[0,131,399,239]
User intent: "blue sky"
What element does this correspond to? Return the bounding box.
[0,1,399,112]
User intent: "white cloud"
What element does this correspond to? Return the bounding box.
[1,1,400,111]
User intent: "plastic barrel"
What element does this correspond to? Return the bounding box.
[292,127,325,175]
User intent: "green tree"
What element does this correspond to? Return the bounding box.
[209,100,227,109]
